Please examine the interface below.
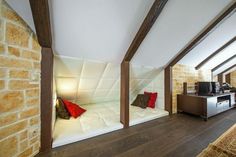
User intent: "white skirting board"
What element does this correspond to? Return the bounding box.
[52,102,169,148]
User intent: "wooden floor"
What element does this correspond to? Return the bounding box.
[38,108,236,157]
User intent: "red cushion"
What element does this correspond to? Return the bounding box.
[144,92,158,108]
[63,100,86,118]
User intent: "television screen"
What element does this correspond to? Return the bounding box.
[198,82,212,96]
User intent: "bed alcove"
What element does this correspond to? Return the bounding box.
[128,65,169,126]
[51,56,169,148]
[52,56,123,148]
[50,0,170,148]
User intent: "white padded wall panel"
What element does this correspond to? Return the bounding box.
[54,56,163,105]
[102,63,120,79]
[54,56,83,77]
[81,61,106,78]
[97,79,116,90]
[79,79,100,90]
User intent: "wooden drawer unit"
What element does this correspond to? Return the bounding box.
[177,93,235,120]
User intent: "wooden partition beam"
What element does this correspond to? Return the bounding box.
[164,2,236,114]
[218,73,223,85]
[120,0,168,127]
[40,47,54,152]
[120,61,130,128]
[196,37,236,70]
[219,64,236,75]
[164,67,172,113]
[29,0,53,152]
[29,0,52,47]
[212,54,236,72]
[225,73,231,84]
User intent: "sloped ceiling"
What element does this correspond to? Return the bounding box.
[6,0,35,32]
[52,0,233,68]
[132,0,232,67]
[213,58,236,76]
[179,12,236,73]
[6,0,233,69]
[51,0,154,63]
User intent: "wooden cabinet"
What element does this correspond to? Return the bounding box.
[177,93,235,120]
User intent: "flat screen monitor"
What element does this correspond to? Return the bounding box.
[198,82,212,96]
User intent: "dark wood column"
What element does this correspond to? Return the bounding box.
[225,73,231,84]
[40,47,54,151]
[164,66,172,113]
[120,61,130,128]
[218,73,223,85]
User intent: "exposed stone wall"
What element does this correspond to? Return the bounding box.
[172,64,211,113]
[0,1,41,157]
[230,71,236,87]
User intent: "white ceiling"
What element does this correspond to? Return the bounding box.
[132,0,232,67]
[179,12,236,69]
[200,41,236,70]
[6,0,234,71]
[213,58,236,76]
[51,0,154,64]
[6,0,35,32]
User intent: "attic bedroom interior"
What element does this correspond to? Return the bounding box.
[0,0,236,157]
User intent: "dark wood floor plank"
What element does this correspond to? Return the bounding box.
[37,108,236,157]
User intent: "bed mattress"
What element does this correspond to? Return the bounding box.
[52,102,168,148]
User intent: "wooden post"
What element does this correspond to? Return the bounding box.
[164,66,172,114]
[218,73,223,85]
[120,61,130,128]
[40,48,54,152]
[183,82,187,95]
[225,73,231,84]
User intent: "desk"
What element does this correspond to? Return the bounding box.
[177,93,235,120]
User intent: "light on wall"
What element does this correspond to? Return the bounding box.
[56,78,78,99]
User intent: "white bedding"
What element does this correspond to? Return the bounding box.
[52,102,168,148]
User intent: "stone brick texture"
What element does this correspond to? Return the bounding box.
[172,64,211,113]
[230,71,236,87]
[0,0,41,156]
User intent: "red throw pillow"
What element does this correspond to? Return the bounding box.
[63,99,86,118]
[144,92,158,108]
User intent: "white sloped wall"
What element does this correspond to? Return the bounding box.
[54,55,164,106]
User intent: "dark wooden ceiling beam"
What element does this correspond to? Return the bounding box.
[212,54,236,72]
[123,0,168,62]
[120,0,168,127]
[167,2,236,67]
[29,0,53,153]
[196,36,236,70]
[218,64,236,75]
[29,0,52,47]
